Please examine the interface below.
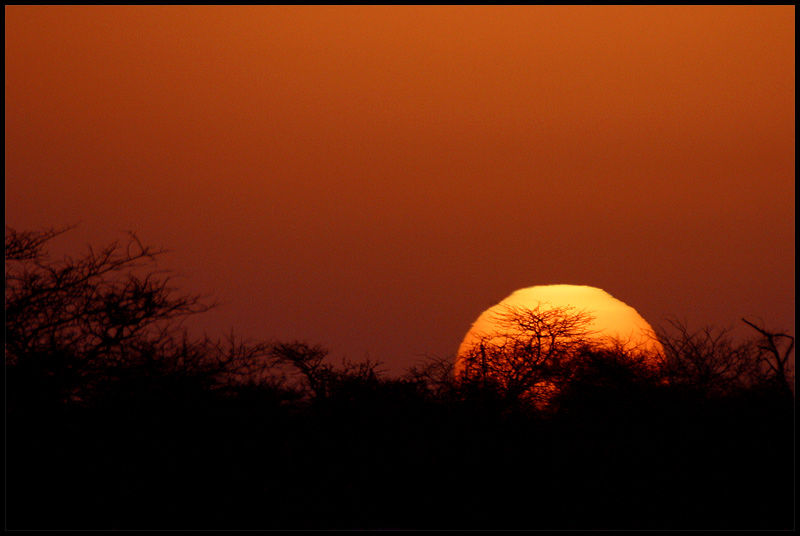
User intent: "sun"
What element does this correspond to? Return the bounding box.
[456,285,664,382]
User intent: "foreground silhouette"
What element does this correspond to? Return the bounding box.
[6,227,794,530]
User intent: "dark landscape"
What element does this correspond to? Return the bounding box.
[6,227,794,530]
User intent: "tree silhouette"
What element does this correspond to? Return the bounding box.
[456,303,600,406]
[269,341,386,402]
[404,354,455,399]
[742,317,795,397]
[656,317,791,397]
[5,226,214,411]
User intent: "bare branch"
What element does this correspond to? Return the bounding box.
[742,318,794,396]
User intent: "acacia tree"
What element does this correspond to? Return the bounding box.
[404,354,456,399]
[657,318,762,396]
[5,226,214,409]
[269,341,385,401]
[655,316,795,400]
[456,304,598,406]
[742,318,794,397]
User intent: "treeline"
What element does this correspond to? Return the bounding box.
[5,227,794,530]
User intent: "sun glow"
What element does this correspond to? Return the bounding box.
[456,285,664,397]
[458,285,662,356]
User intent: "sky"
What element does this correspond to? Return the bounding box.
[5,6,795,375]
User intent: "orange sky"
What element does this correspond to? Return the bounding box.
[5,6,795,374]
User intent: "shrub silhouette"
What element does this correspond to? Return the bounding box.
[658,317,794,398]
[5,226,213,412]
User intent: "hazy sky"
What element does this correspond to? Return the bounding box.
[5,6,795,374]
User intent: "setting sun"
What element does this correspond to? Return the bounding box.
[457,284,663,363]
[454,285,665,404]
